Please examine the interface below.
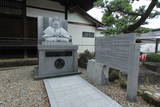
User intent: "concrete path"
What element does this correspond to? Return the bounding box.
[43,75,122,107]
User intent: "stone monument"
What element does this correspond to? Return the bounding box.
[34,16,79,79]
[87,34,140,101]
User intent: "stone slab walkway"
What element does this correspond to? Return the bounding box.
[43,75,121,107]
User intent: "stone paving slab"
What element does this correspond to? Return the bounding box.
[43,75,122,107]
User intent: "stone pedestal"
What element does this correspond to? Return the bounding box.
[34,42,79,79]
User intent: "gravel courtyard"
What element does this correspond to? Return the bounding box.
[0,65,158,107]
[79,68,155,107]
[0,66,50,107]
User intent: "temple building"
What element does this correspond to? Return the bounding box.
[0,0,104,58]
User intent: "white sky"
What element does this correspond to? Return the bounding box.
[87,0,160,29]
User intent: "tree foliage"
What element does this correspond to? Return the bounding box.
[94,0,160,35]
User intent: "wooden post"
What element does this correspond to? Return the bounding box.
[22,0,28,58]
[65,0,68,20]
[155,39,159,53]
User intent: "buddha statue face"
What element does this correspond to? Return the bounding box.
[52,21,60,29]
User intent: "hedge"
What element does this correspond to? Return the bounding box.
[146,53,160,62]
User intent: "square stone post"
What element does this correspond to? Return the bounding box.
[126,44,140,101]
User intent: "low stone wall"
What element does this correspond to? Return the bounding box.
[0,58,38,68]
[144,62,160,73]
[139,85,160,107]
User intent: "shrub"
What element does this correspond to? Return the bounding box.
[109,68,127,89]
[108,68,120,82]
[119,79,127,89]
[146,53,160,62]
[78,50,95,69]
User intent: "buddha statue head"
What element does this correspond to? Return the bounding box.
[52,20,60,29]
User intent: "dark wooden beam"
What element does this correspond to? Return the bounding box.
[51,0,95,11]
[22,0,26,17]
[23,0,28,58]
[27,5,65,13]
[0,0,25,16]
[155,39,160,53]
[65,0,68,20]
[22,0,27,38]
[68,21,95,27]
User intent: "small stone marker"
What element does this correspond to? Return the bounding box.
[93,34,140,101]
[87,59,109,85]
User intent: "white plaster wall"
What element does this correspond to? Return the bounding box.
[95,30,104,37]
[68,12,103,53]
[26,0,64,11]
[68,13,104,53]
[68,12,92,24]
[68,24,97,53]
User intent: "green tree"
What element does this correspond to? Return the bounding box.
[95,0,160,35]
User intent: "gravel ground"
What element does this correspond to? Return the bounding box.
[0,66,50,107]
[0,65,158,107]
[139,65,160,85]
[79,68,155,107]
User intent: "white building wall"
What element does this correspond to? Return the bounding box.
[95,30,104,37]
[68,24,96,53]
[68,12,92,24]
[68,12,103,53]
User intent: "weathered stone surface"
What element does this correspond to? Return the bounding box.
[95,34,138,72]
[144,91,153,96]
[95,34,140,101]
[156,67,160,73]
[142,91,160,107]
[36,16,78,79]
[153,93,160,100]
[139,85,160,107]
[87,59,109,85]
